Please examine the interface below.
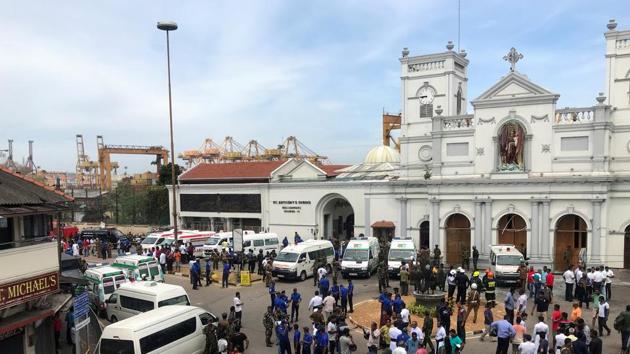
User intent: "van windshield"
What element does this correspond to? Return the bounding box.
[343,249,368,261]
[141,237,158,245]
[158,295,190,307]
[100,339,134,354]
[275,252,299,263]
[205,238,220,245]
[497,255,523,266]
[389,249,415,261]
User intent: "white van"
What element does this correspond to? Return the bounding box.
[97,305,217,354]
[272,239,335,281]
[387,238,417,277]
[341,237,379,278]
[85,266,129,316]
[489,244,524,285]
[112,255,165,283]
[105,281,191,323]
[243,232,281,255]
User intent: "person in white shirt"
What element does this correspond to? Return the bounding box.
[554,330,566,354]
[408,321,424,343]
[435,323,446,351]
[322,294,335,320]
[604,266,614,300]
[597,296,611,336]
[575,266,583,284]
[159,252,166,271]
[317,267,327,281]
[532,315,549,349]
[516,289,528,315]
[72,242,79,257]
[217,338,228,354]
[327,321,337,350]
[388,325,402,352]
[308,291,323,312]
[518,334,537,354]
[233,292,243,321]
[563,267,575,301]
[392,344,407,354]
[400,305,410,328]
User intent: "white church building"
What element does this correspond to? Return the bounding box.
[171,20,630,270]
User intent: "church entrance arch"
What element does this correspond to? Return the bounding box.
[554,214,587,271]
[497,214,527,257]
[445,214,471,266]
[317,194,355,242]
[419,221,430,249]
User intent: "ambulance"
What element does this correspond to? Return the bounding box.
[488,244,524,285]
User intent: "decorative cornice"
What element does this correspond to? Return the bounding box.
[477,117,496,125]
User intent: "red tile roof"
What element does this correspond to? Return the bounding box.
[371,220,396,228]
[180,161,287,181]
[179,160,351,182]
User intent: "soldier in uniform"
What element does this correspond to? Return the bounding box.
[262,306,275,347]
[465,283,481,323]
[472,246,479,270]
[204,319,219,354]
[461,245,470,270]
[377,260,387,293]
[399,262,409,296]
[436,263,446,292]
[312,257,320,286]
[518,261,528,293]
[332,257,341,284]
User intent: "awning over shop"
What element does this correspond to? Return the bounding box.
[371,220,395,228]
[0,309,54,335]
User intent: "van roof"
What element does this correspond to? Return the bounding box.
[115,255,155,263]
[281,239,332,253]
[103,305,202,333]
[391,239,415,246]
[346,237,377,246]
[117,281,186,297]
[85,266,124,277]
[490,244,522,255]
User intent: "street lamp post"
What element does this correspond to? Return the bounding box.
[157,21,179,244]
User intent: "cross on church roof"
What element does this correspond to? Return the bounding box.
[503,47,523,72]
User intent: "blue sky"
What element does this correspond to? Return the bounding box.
[0,1,627,172]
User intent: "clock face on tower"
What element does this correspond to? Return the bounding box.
[418,86,436,105]
[418,86,435,104]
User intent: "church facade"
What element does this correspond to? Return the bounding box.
[171,20,630,270]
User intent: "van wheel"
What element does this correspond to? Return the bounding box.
[299,271,307,281]
[110,315,118,323]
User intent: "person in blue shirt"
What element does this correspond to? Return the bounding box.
[314,325,328,354]
[347,279,354,313]
[294,232,303,244]
[293,324,301,354]
[490,315,516,354]
[276,320,291,354]
[319,275,330,298]
[191,259,201,290]
[290,288,302,322]
[339,284,348,314]
[330,282,340,306]
[275,290,288,314]
[222,259,230,288]
[393,294,404,315]
[397,330,410,346]
[269,281,276,309]
[282,236,289,248]
[302,326,313,354]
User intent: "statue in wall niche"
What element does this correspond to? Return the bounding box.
[498,121,525,172]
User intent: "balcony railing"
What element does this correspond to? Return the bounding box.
[555,108,594,124]
[442,115,475,130]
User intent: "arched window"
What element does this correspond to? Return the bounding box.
[456,85,463,115]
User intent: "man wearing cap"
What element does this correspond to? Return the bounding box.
[465,283,481,323]
[447,268,457,299]
[455,267,470,304]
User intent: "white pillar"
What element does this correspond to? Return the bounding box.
[483,201,493,255]
[400,197,408,238]
[530,201,539,260]
[364,197,371,237]
[474,201,483,253]
[591,200,603,264]
[430,199,440,249]
[542,201,551,262]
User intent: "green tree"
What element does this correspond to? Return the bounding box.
[158,163,183,186]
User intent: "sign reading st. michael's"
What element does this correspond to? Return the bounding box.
[0,272,59,309]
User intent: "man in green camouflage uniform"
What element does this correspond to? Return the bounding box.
[263,306,275,347]
[461,245,470,270]
[332,257,340,284]
[312,257,320,286]
[204,320,219,354]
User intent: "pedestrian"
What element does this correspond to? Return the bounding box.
[247,249,256,274]
[65,307,74,345]
[338,327,355,354]
[302,326,313,354]
[491,314,516,354]
[596,296,611,336]
[604,266,614,300]
[222,258,230,288]
[449,328,464,353]
[263,306,275,347]
[54,312,62,352]
[480,302,495,342]
[447,269,457,299]
[327,316,338,354]
[233,291,243,321]
[339,284,348,315]
[276,319,292,354]
[205,258,212,286]
[406,331,420,353]
[331,281,340,306]
[505,288,515,324]
[319,274,330,298]
[323,293,335,322]
[308,290,323,312]
[400,263,409,296]
[563,266,575,301]
[347,279,354,313]
[456,302,466,343]
[588,329,602,354]
[421,310,434,351]
[472,246,479,270]
[293,324,302,354]
[533,315,549,350]
[365,321,380,354]
[465,283,481,323]
[518,334,536,354]
[257,249,264,275]
[314,324,328,354]
[551,303,562,341]
[516,288,528,317]
[291,288,301,322]
[191,259,201,290]
[455,267,469,304]
[435,321,446,354]
[560,337,572,354]
[512,316,525,353]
